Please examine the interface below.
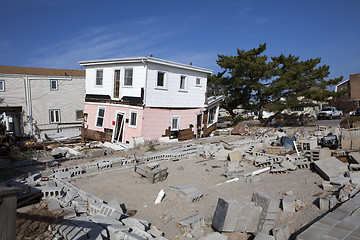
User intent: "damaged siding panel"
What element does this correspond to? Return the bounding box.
[145,63,207,108]
[141,107,199,140]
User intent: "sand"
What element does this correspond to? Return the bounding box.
[72,142,328,239]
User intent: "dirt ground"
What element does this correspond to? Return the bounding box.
[13,127,334,239]
[72,141,328,239]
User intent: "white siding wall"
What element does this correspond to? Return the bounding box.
[84,62,207,108]
[0,74,85,136]
[145,63,207,108]
[0,76,26,107]
[85,63,146,99]
[30,77,85,128]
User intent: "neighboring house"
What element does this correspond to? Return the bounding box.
[0,66,85,139]
[335,73,360,111]
[79,57,223,144]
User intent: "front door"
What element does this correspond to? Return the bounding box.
[113,113,125,143]
[196,114,202,138]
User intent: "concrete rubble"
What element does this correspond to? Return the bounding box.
[3,122,360,239]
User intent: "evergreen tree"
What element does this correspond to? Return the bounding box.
[208,44,343,125]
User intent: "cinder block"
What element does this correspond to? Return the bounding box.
[273,225,290,240]
[282,196,295,213]
[212,198,241,232]
[228,151,242,162]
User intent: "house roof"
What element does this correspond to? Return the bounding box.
[335,79,350,92]
[79,56,213,74]
[0,65,85,77]
[206,95,224,107]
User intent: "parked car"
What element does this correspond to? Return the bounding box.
[354,108,360,117]
[317,107,343,120]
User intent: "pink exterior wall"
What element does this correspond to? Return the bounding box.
[84,103,202,142]
[84,103,143,143]
[141,107,202,140]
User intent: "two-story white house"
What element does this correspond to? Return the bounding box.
[0,66,85,139]
[79,57,223,144]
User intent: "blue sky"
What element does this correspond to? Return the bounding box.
[1,0,359,83]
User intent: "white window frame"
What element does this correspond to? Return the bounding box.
[49,109,61,124]
[95,107,106,128]
[50,79,58,91]
[156,71,167,89]
[129,110,138,128]
[0,80,5,92]
[124,68,133,87]
[171,116,180,131]
[196,77,201,87]
[208,105,218,126]
[96,69,103,86]
[179,75,187,92]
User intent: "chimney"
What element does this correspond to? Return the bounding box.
[150,54,153,57]
[190,62,192,66]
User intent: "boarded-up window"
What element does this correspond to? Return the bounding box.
[49,109,60,123]
[76,110,84,120]
[114,70,120,98]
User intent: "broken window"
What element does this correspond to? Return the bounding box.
[76,110,84,121]
[49,109,60,124]
[0,80,4,91]
[50,79,58,90]
[96,70,103,86]
[208,106,217,125]
[114,70,120,98]
[157,71,165,87]
[96,107,105,127]
[124,69,133,86]
[180,76,186,90]
[129,111,137,127]
[171,116,180,131]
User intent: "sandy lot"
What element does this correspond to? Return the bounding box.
[73,144,328,239]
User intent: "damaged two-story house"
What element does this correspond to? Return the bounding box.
[0,66,85,139]
[79,57,223,144]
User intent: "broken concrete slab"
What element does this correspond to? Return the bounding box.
[199,232,228,240]
[228,151,242,162]
[170,184,203,202]
[212,198,262,233]
[252,191,279,234]
[349,152,360,164]
[178,214,205,231]
[254,232,275,240]
[313,157,348,181]
[273,225,290,240]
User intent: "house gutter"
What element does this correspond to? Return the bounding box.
[141,58,148,107]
